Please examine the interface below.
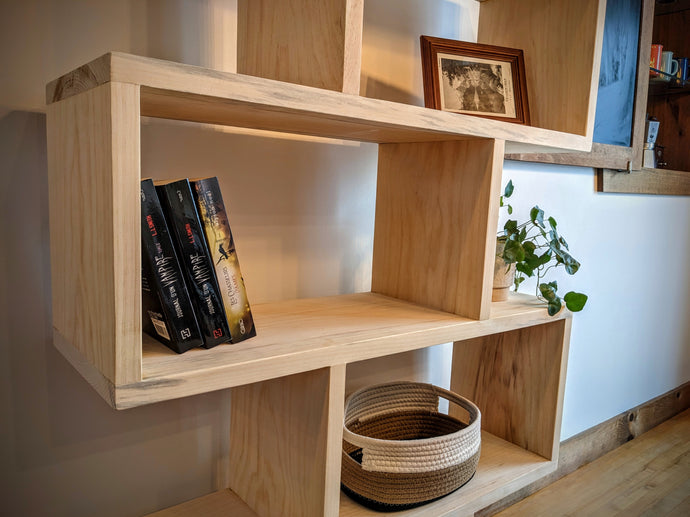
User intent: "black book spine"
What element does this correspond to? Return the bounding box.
[156,179,231,348]
[140,178,203,353]
[191,177,256,343]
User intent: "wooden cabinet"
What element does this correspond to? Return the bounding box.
[45,2,605,515]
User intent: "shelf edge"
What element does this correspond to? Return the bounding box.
[54,330,118,409]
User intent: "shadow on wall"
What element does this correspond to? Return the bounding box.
[0,111,228,516]
[360,0,467,105]
[140,119,377,303]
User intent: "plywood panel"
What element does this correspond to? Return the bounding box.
[372,139,503,320]
[228,366,346,517]
[47,82,141,386]
[237,0,363,94]
[478,0,605,138]
[450,318,571,460]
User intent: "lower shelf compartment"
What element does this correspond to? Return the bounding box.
[146,431,555,517]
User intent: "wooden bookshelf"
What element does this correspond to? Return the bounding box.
[45,2,605,514]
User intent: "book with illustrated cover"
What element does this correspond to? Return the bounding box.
[191,177,256,343]
[140,178,203,353]
[156,179,231,348]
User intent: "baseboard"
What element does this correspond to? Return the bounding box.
[475,380,690,516]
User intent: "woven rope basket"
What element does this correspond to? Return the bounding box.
[341,381,481,511]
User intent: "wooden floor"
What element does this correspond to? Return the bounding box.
[494,409,690,516]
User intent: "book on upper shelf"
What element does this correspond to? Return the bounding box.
[191,177,256,343]
[140,178,203,353]
[155,178,231,348]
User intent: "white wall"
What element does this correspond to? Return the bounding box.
[1,1,688,515]
[500,160,690,437]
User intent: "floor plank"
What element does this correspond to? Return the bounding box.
[494,409,690,517]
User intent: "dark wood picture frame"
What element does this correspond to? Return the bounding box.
[420,35,530,125]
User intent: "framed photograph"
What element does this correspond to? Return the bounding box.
[420,36,530,125]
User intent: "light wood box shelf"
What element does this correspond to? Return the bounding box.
[46,51,583,410]
[45,0,604,508]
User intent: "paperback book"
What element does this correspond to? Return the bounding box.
[140,178,203,353]
[156,178,231,348]
[192,177,256,343]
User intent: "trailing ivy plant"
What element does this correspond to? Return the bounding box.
[499,180,588,316]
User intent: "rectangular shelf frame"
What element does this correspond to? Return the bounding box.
[46,52,582,409]
[46,51,574,517]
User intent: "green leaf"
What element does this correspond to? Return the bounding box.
[564,291,588,312]
[530,206,545,228]
[523,241,536,254]
[504,180,514,198]
[539,282,558,302]
[538,251,552,265]
[516,262,534,277]
[549,229,559,244]
[548,243,580,274]
[548,280,558,291]
[547,298,562,316]
[499,195,504,207]
[503,238,525,262]
[564,256,580,275]
[504,219,518,235]
[507,205,513,215]
[548,216,557,230]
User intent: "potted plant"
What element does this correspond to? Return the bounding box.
[494,180,588,316]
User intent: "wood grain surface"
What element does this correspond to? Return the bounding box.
[494,409,690,517]
[478,0,605,138]
[47,81,141,386]
[597,167,690,195]
[237,0,363,94]
[45,52,591,153]
[451,318,571,460]
[228,366,345,517]
[372,139,503,320]
[77,293,566,409]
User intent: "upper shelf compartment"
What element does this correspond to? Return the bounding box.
[236,0,605,147]
[46,52,591,155]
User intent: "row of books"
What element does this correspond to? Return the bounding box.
[140,177,256,353]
